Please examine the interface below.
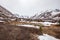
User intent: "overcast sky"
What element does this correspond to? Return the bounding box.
[0,0,60,17]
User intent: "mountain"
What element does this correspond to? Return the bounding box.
[19,15,29,19]
[0,5,17,22]
[0,5,17,18]
[30,9,60,22]
[0,5,17,21]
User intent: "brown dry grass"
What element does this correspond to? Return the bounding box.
[0,23,42,40]
[42,25,60,39]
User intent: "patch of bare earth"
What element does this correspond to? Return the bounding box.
[0,23,42,40]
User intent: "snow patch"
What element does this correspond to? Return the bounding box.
[38,34,59,40]
[31,22,58,26]
[0,20,5,22]
[18,24,39,29]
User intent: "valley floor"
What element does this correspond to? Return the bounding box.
[0,21,60,40]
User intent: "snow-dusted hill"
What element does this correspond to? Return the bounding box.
[0,5,17,21]
[30,9,60,22]
[0,5,16,18]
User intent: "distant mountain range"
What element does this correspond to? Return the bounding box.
[0,5,60,22]
[30,9,60,22]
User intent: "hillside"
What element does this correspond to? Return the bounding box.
[0,5,17,22]
[31,9,60,22]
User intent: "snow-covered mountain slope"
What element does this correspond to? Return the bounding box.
[30,9,60,21]
[0,5,16,18]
